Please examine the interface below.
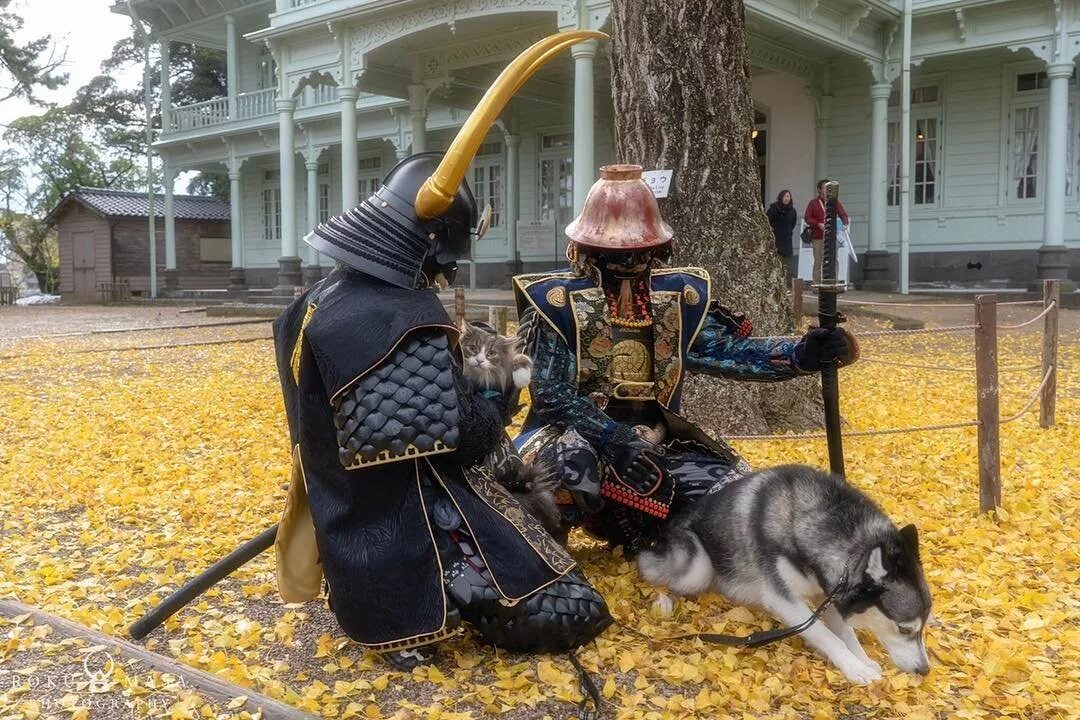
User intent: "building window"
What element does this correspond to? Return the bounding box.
[887,121,900,206]
[1068,106,1076,197]
[1012,106,1040,199]
[358,156,382,201]
[887,92,941,207]
[889,85,941,107]
[472,144,504,230]
[753,109,768,205]
[1016,72,1049,93]
[257,46,277,91]
[260,181,280,243]
[539,133,573,230]
[541,132,572,150]
[914,118,938,205]
[318,182,330,224]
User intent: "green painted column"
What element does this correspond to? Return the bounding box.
[572,40,597,215]
[339,87,359,210]
[1038,62,1074,285]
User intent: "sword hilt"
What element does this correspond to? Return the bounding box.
[816,181,845,314]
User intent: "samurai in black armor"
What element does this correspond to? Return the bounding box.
[513,165,860,554]
[271,32,611,670]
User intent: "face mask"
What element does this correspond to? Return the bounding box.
[598,252,651,276]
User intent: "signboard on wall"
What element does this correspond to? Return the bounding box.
[642,169,674,198]
[516,220,557,256]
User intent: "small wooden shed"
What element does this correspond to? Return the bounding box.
[45,187,231,299]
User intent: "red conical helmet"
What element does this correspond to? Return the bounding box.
[565,164,674,251]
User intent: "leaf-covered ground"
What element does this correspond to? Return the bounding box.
[0,309,1077,719]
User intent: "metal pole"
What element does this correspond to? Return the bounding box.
[974,294,1000,513]
[126,0,157,299]
[791,277,804,329]
[495,305,509,335]
[899,0,912,294]
[1040,279,1059,428]
[454,286,466,327]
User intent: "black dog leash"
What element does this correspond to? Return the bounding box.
[567,570,851,719]
[623,569,850,649]
[568,650,603,720]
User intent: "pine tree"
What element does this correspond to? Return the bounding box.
[0,0,67,104]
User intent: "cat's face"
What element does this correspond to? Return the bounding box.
[459,322,522,391]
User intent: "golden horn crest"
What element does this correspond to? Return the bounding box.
[414,29,608,219]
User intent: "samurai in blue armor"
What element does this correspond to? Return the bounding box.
[513,165,858,553]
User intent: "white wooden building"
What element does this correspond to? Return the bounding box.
[117,0,1080,293]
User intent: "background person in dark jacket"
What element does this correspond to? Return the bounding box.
[766,190,797,274]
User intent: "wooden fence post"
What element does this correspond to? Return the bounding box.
[454,287,466,327]
[1040,279,1059,428]
[791,278,804,328]
[974,294,1001,513]
[495,306,509,335]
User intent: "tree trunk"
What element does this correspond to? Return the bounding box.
[609,0,822,434]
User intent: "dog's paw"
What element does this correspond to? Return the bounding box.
[836,657,882,685]
[651,593,676,618]
[861,658,882,675]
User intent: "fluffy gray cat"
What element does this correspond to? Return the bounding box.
[458,320,533,393]
[459,321,564,541]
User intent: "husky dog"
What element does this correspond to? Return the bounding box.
[637,465,931,684]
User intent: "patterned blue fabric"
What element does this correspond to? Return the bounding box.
[685,310,803,381]
[519,309,633,449]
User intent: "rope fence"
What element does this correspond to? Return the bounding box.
[3,281,1065,513]
[998,301,1056,329]
[766,282,1062,513]
[6,317,272,341]
[726,365,1054,441]
[859,357,1043,373]
[0,335,273,359]
[834,297,1044,308]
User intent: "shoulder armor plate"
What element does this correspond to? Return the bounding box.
[333,332,459,469]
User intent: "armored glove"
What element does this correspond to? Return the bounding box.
[793,326,860,371]
[609,436,664,494]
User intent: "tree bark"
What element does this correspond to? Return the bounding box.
[609,0,821,434]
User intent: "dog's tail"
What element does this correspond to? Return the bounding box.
[636,527,714,597]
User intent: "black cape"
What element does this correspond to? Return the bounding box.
[273,268,574,651]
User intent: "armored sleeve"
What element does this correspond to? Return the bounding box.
[332,328,461,468]
[685,301,805,381]
[520,308,636,451]
[453,371,510,467]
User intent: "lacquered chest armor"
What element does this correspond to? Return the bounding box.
[610,324,655,384]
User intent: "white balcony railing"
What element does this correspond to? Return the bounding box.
[297,83,337,108]
[163,85,348,136]
[170,97,229,131]
[236,88,277,120]
[290,0,324,7]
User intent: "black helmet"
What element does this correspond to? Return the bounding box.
[306,153,489,289]
[306,30,604,289]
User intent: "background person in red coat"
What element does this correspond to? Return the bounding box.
[803,178,849,283]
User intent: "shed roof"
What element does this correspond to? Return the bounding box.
[45,186,230,225]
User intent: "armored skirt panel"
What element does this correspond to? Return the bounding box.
[273,268,580,651]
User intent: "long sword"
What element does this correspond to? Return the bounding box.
[818,181,846,477]
[129,524,278,639]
